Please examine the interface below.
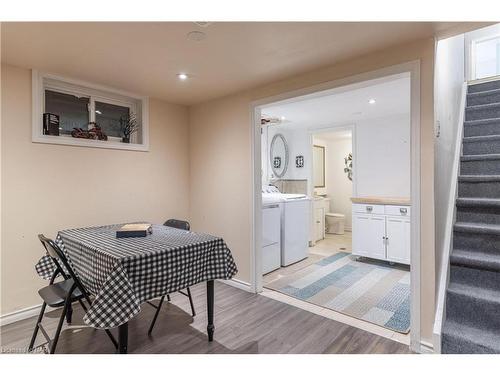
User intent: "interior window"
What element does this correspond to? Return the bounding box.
[45,90,89,135]
[475,36,500,80]
[95,101,130,138]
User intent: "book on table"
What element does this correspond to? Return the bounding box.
[116,223,153,238]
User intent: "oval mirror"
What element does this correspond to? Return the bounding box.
[270,133,289,178]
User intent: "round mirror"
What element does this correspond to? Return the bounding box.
[270,133,289,178]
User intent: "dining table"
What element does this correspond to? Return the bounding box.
[35,223,238,353]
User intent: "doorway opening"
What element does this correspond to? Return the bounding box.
[252,63,420,351]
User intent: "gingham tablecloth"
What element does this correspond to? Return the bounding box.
[35,223,238,329]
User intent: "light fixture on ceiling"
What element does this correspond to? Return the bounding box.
[368,98,376,104]
[280,116,286,121]
[177,73,189,81]
[194,22,212,28]
[187,30,206,42]
[95,110,102,115]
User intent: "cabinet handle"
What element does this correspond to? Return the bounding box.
[400,208,407,214]
[316,221,321,224]
[366,206,373,212]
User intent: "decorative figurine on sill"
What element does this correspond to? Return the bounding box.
[120,112,140,143]
[71,122,108,141]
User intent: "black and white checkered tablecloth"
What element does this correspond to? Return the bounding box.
[35,223,238,329]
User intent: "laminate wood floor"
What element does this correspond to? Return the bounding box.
[0,282,412,354]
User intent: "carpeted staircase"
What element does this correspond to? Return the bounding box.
[442,79,500,354]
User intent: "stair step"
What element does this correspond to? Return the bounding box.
[451,249,500,272]
[458,175,500,198]
[454,227,500,255]
[454,221,500,236]
[465,102,500,121]
[468,79,500,94]
[462,135,500,155]
[456,197,500,207]
[458,174,500,182]
[442,320,500,353]
[446,282,500,334]
[461,154,500,175]
[450,263,500,291]
[467,88,500,106]
[456,198,500,225]
[461,154,500,161]
[464,118,500,137]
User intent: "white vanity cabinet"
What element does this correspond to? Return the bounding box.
[352,203,410,265]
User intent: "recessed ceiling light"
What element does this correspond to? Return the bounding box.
[187,31,206,42]
[368,98,376,104]
[95,110,102,115]
[194,22,212,28]
[280,116,286,121]
[177,73,189,80]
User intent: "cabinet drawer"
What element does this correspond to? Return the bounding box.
[352,203,384,215]
[385,205,411,217]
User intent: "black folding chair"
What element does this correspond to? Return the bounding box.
[147,219,196,335]
[29,235,118,354]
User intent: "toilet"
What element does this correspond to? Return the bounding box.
[325,213,345,235]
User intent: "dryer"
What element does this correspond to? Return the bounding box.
[263,186,311,267]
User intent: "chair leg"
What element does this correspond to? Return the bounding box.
[167,294,171,302]
[186,287,196,317]
[66,302,73,324]
[50,300,69,354]
[78,299,88,312]
[28,302,47,351]
[148,295,166,335]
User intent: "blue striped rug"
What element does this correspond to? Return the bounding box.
[265,252,410,333]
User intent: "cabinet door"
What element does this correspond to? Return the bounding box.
[386,217,411,265]
[352,214,386,259]
[314,208,324,242]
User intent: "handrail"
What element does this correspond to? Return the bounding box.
[432,81,468,353]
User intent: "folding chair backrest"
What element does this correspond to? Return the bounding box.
[38,234,90,300]
[163,219,190,231]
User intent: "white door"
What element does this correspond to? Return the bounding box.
[386,217,411,265]
[352,214,386,260]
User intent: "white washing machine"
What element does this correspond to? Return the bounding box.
[263,186,310,267]
[261,190,282,274]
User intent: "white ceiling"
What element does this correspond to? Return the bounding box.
[0,22,478,105]
[315,130,353,142]
[262,74,410,129]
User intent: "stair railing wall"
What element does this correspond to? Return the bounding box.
[432,81,468,353]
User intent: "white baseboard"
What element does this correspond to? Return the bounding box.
[0,304,56,327]
[219,278,253,292]
[419,340,435,354]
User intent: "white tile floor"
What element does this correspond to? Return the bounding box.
[261,231,410,346]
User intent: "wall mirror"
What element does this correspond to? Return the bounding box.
[270,133,289,178]
[313,145,325,188]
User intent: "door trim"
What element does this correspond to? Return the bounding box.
[249,60,422,352]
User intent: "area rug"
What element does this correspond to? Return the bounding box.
[265,252,410,333]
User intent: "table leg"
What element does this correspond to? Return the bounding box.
[118,322,128,354]
[206,280,214,342]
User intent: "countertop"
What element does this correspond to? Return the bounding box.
[350,196,411,206]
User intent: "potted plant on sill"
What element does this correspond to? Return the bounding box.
[120,112,140,143]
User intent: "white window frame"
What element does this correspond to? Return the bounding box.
[465,24,500,82]
[32,70,149,151]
